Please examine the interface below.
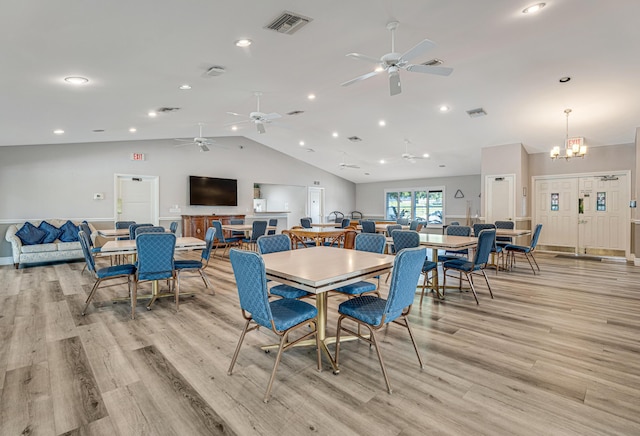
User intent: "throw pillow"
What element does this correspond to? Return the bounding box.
[38,220,63,243]
[15,222,47,245]
[58,220,80,243]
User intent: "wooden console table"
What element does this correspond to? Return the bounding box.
[181,214,245,240]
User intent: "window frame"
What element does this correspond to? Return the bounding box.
[384,186,445,227]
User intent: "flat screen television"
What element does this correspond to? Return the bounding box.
[189,176,238,206]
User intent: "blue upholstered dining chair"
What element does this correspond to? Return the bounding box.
[256,234,311,299]
[442,229,495,304]
[78,222,101,272]
[361,220,376,233]
[135,226,165,237]
[473,223,503,271]
[449,221,460,226]
[408,220,423,231]
[334,246,427,394]
[396,218,409,225]
[333,233,387,297]
[174,226,216,311]
[229,218,245,239]
[300,217,312,228]
[386,224,403,254]
[129,223,153,240]
[78,230,136,317]
[228,248,321,403]
[495,220,515,247]
[115,221,136,240]
[132,233,176,318]
[438,225,472,262]
[340,218,351,228]
[243,220,268,251]
[390,230,437,303]
[504,224,543,275]
[211,220,241,257]
[169,221,178,234]
[267,218,278,235]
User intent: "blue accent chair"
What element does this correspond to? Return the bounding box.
[390,230,437,303]
[169,221,178,234]
[267,218,278,235]
[257,234,311,299]
[243,220,268,251]
[334,233,386,297]
[335,247,427,394]
[174,227,216,310]
[361,220,376,233]
[78,230,136,317]
[129,223,153,240]
[133,233,177,318]
[443,229,495,304]
[504,224,543,275]
[300,217,312,228]
[228,249,321,403]
[211,220,241,257]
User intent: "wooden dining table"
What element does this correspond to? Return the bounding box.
[288,227,346,246]
[310,222,342,228]
[262,246,395,372]
[221,223,277,237]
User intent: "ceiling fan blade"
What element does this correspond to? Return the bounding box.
[256,122,266,134]
[222,119,250,127]
[400,39,436,63]
[389,72,402,96]
[174,138,194,143]
[341,70,380,87]
[346,53,381,64]
[199,144,210,152]
[406,64,453,76]
[262,112,282,121]
[226,111,245,117]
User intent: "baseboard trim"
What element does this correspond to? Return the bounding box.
[0,256,14,266]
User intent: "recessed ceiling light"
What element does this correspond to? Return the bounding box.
[64,76,89,85]
[235,39,252,47]
[332,132,339,138]
[559,76,571,83]
[423,153,430,158]
[378,120,386,127]
[53,129,64,134]
[148,111,157,117]
[379,159,386,164]
[299,141,305,146]
[522,3,545,14]
[231,125,238,131]
[129,127,137,133]
[307,93,316,100]
[179,84,192,90]
[439,105,450,112]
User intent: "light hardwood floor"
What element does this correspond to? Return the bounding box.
[1,250,639,435]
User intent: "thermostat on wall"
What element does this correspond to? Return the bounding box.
[93,193,104,200]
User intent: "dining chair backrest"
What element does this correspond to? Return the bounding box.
[473,223,496,236]
[249,221,268,242]
[343,230,357,249]
[386,224,403,235]
[135,233,176,281]
[361,220,376,233]
[329,211,344,223]
[408,221,420,231]
[495,220,514,242]
[211,220,227,243]
[202,227,216,262]
[230,219,244,225]
[447,225,471,237]
[530,224,543,250]
[229,218,245,237]
[450,221,460,226]
[115,221,136,240]
[129,223,153,239]
[340,218,351,228]
[135,226,165,237]
[354,233,386,254]
[229,249,272,328]
[78,222,93,246]
[350,211,363,220]
[391,230,420,253]
[78,230,97,275]
[169,221,178,234]
[267,218,278,235]
[472,229,496,267]
[396,218,409,225]
[300,217,312,228]
[384,247,427,322]
[257,234,291,254]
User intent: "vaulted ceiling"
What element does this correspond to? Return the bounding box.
[2,0,639,183]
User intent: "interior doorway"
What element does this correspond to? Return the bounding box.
[307,187,324,224]
[114,174,159,225]
[485,174,515,223]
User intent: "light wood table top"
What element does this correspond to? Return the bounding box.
[221,224,277,232]
[310,222,342,228]
[97,228,130,238]
[495,229,531,237]
[101,236,206,254]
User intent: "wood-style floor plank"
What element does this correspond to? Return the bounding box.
[0,251,639,435]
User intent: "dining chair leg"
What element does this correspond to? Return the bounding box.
[401,316,424,369]
[264,332,289,403]
[530,252,541,272]
[81,280,101,316]
[466,272,479,304]
[480,270,494,299]
[367,326,392,394]
[228,319,251,376]
[199,270,214,293]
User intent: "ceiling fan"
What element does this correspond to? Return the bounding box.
[341,21,453,96]
[174,123,215,152]
[226,92,282,134]
[401,139,429,163]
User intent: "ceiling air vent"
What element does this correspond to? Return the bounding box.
[265,11,312,35]
[286,110,305,116]
[348,136,363,142]
[422,58,443,66]
[157,107,181,113]
[466,107,487,118]
[204,66,225,77]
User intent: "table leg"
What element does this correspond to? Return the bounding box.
[430,248,443,299]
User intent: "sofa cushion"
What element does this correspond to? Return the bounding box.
[38,221,63,243]
[16,222,47,245]
[22,243,58,254]
[57,241,82,252]
[58,220,80,242]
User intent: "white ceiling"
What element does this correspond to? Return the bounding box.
[2,0,640,183]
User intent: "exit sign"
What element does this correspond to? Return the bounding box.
[567,137,584,149]
[130,153,145,161]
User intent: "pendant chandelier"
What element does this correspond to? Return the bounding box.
[550,108,587,160]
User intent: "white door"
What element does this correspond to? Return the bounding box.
[534,177,579,250]
[578,175,628,256]
[115,174,159,225]
[485,175,515,222]
[307,187,324,224]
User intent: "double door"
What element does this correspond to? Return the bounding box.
[533,174,629,256]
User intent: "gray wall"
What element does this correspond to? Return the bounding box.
[0,137,355,260]
[355,175,481,223]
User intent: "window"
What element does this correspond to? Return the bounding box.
[385,187,444,225]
